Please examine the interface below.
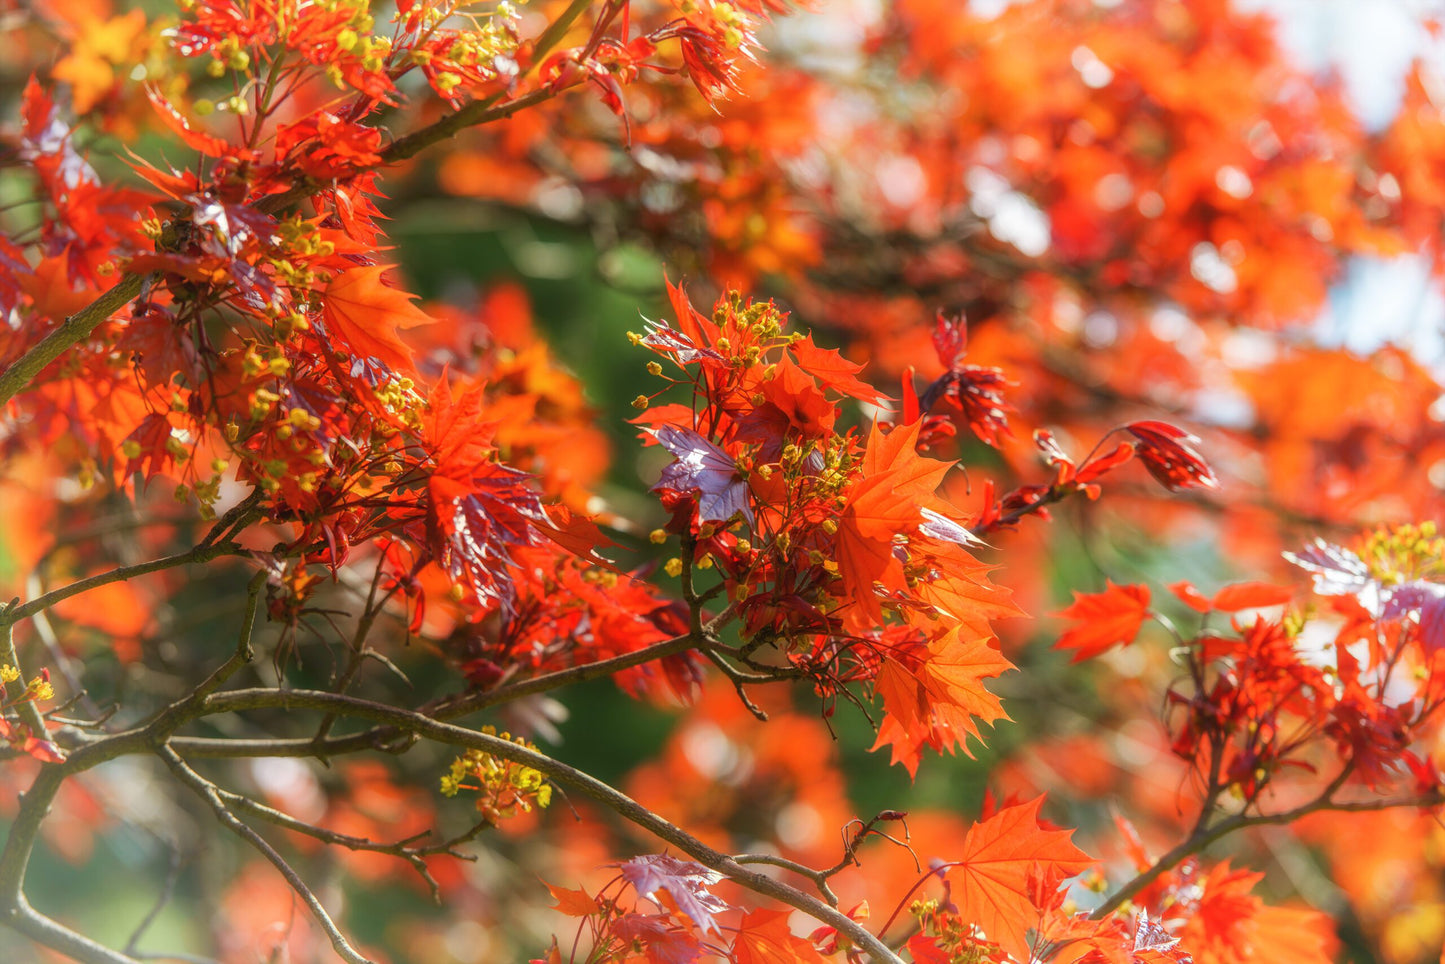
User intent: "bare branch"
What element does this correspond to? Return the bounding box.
[0,764,66,915]
[193,687,904,963]
[7,895,146,964]
[219,785,487,903]
[158,746,376,964]
[9,540,249,625]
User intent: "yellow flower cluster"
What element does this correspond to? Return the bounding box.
[1363,521,1445,585]
[440,726,553,824]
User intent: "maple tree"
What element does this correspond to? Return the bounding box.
[3,0,1445,961]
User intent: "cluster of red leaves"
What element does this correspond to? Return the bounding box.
[1115,833,1337,964]
[637,282,1022,773]
[539,856,835,964]
[538,797,1094,964]
[1055,524,1445,808]
[3,61,720,730]
[535,787,1334,964]
[418,0,1445,579]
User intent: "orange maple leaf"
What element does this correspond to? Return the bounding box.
[945,797,1094,963]
[52,8,147,114]
[732,908,830,964]
[913,541,1023,642]
[873,626,1013,774]
[835,421,956,625]
[1177,863,1336,964]
[544,881,598,917]
[788,333,890,405]
[1054,581,1152,662]
[322,264,434,372]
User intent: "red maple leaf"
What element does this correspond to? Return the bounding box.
[1055,582,1152,662]
[322,264,434,372]
[1125,421,1218,492]
[1209,582,1293,613]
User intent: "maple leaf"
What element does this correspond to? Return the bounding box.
[1170,582,1213,614]
[120,411,179,483]
[1283,538,1374,600]
[144,86,247,160]
[732,908,830,964]
[1169,581,1293,614]
[1175,863,1335,964]
[612,913,706,963]
[322,264,434,373]
[873,626,1013,774]
[912,541,1023,643]
[0,718,65,764]
[650,425,754,526]
[1055,582,1152,662]
[617,854,730,935]
[545,882,599,917]
[918,507,990,548]
[905,933,956,964]
[788,333,890,405]
[943,797,1094,963]
[1132,911,1193,963]
[53,9,147,114]
[424,379,545,608]
[1208,583,1293,613]
[835,421,954,625]
[834,479,907,627]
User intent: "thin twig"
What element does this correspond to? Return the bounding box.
[124,845,184,956]
[733,853,840,907]
[219,787,487,903]
[157,746,375,964]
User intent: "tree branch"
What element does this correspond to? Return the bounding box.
[7,895,145,964]
[9,540,248,624]
[158,746,376,964]
[192,687,904,963]
[733,853,841,907]
[0,272,150,407]
[0,604,50,748]
[1092,772,1442,919]
[220,786,486,903]
[67,631,709,763]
